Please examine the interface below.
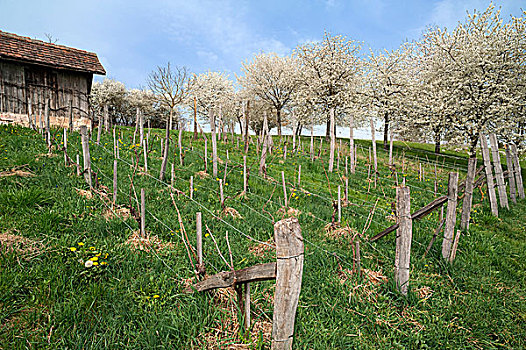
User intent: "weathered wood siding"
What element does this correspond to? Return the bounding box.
[0,59,92,128]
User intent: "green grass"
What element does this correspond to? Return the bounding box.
[0,124,524,349]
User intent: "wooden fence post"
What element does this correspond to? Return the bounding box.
[460,157,477,230]
[389,128,394,166]
[76,154,81,176]
[63,128,68,167]
[510,144,524,199]
[505,146,517,204]
[113,159,118,205]
[80,126,92,188]
[338,186,341,223]
[45,98,51,150]
[395,186,412,295]
[449,230,461,263]
[297,165,301,186]
[480,135,498,216]
[178,122,183,166]
[282,171,288,208]
[143,139,148,172]
[140,188,146,238]
[272,217,304,350]
[219,179,224,207]
[371,118,377,173]
[328,107,336,172]
[196,212,204,275]
[349,115,354,172]
[243,155,247,193]
[96,111,103,145]
[211,109,218,177]
[355,240,361,275]
[489,134,508,209]
[190,175,194,199]
[442,172,458,260]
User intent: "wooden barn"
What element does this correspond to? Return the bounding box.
[0,30,105,129]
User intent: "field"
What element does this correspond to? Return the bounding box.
[1,124,525,349]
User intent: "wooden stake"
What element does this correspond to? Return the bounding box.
[511,144,525,199]
[449,230,461,262]
[489,134,508,209]
[328,107,336,172]
[297,165,301,186]
[204,139,208,172]
[389,127,394,166]
[480,134,498,216]
[349,115,354,173]
[259,113,269,176]
[243,155,247,193]
[143,139,148,172]
[338,186,341,223]
[63,128,68,167]
[219,179,224,207]
[178,122,183,166]
[283,144,287,161]
[395,186,412,295]
[272,217,303,350]
[282,171,288,208]
[345,178,349,201]
[171,163,175,189]
[442,172,458,260]
[211,110,218,177]
[371,118,377,173]
[140,188,146,238]
[113,159,118,204]
[76,154,80,176]
[244,283,251,330]
[505,146,517,204]
[355,240,361,275]
[80,126,92,188]
[190,176,194,199]
[460,157,477,230]
[196,212,204,274]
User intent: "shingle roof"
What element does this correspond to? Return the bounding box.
[0,30,106,75]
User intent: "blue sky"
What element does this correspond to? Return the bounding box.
[1,0,524,89]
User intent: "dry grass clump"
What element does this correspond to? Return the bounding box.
[277,206,301,218]
[0,231,44,259]
[102,207,131,221]
[75,188,93,199]
[221,207,242,219]
[324,221,341,234]
[124,230,174,252]
[415,286,433,300]
[195,170,210,179]
[249,238,275,257]
[325,225,357,240]
[196,287,272,349]
[340,267,388,303]
[0,165,34,178]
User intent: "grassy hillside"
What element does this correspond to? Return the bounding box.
[0,124,524,349]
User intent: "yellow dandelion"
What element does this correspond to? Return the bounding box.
[78,242,84,246]
[69,247,77,252]
[93,262,99,266]
[90,256,99,261]
[153,295,160,299]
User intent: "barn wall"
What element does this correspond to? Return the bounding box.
[0,59,93,129]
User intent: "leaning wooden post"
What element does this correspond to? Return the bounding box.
[480,135,498,216]
[196,212,204,275]
[441,172,459,260]
[505,146,517,204]
[510,144,525,199]
[282,171,288,208]
[395,186,412,296]
[140,188,146,238]
[449,230,461,263]
[80,126,92,188]
[259,113,269,176]
[113,159,118,205]
[283,144,287,161]
[489,134,508,209]
[460,157,477,230]
[272,217,304,350]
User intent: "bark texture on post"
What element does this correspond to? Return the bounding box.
[159,111,171,181]
[395,186,412,296]
[211,110,218,178]
[480,135,498,216]
[371,118,377,173]
[328,107,336,172]
[113,159,118,204]
[349,114,355,173]
[282,171,288,208]
[460,157,477,230]
[140,188,146,238]
[442,172,458,260]
[272,217,304,350]
[389,128,394,166]
[489,134,508,209]
[259,114,269,176]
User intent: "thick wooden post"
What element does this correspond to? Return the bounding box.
[489,134,508,209]
[505,146,517,204]
[395,186,412,295]
[283,144,287,161]
[442,172,458,260]
[460,157,477,230]
[259,113,269,176]
[272,217,304,350]
[113,159,118,204]
[282,171,288,208]
[80,126,92,188]
[328,107,336,172]
[480,135,498,216]
[140,188,146,238]
[510,144,524,199]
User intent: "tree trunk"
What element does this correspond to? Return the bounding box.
[434,132,441,154]
[328,107,336,172]
[276,109,282,137]
[193,96,198,140]
[383,112,389,150]
[325,117,330,140]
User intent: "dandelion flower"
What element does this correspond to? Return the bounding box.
[153,295,160,299]
[90,256,99,261]
[93,262,99,266]
[78,242,84,246]
[89,247,95,251]
[70,247,77,252]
